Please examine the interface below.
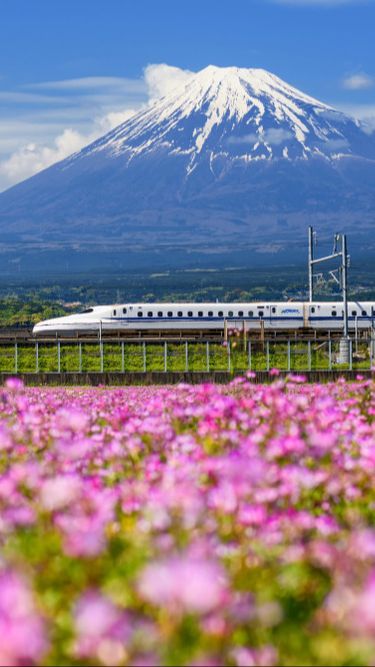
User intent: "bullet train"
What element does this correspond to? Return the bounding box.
[33,301,375,335]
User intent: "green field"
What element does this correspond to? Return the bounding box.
[0,339,372,373]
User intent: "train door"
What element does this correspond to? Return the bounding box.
[303,304,309,328]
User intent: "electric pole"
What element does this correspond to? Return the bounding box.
[308,226,314,302]
[342,233,349,339]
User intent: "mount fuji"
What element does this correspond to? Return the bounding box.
[0,65,374,272]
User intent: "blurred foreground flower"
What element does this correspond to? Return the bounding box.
[74,591,130,665]
[0,570,48,666]
[138,555,228,615]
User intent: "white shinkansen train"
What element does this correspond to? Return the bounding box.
[33,301,375,335]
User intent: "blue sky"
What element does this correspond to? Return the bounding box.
[0,0,374,190]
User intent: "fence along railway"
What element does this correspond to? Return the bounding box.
[0,335,374,377]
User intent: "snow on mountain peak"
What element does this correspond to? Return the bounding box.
[73,64,367,170]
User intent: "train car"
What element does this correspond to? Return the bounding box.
[32,301,375,335]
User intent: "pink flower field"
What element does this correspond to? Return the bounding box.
[0,375,375,665]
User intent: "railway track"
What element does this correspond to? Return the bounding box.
[0,327,373,344]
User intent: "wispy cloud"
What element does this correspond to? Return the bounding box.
[0,91,74,105]
[342,72,374,90]
[336,102,375,133]
[26,76,146,93]
[228,128,293,146]
[321,137,349,150]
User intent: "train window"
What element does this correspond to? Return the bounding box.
[113,310,117,316]
[137,312,143,318]
[228,311,234,317]
[188,311,193,317]
[248,311,253,317]
[332,310,337,317]
[208,311,213,317]
[167,311,173,317]
[158,311,163,317]
[362,310,367,317]
[122,308,127,314]
[218,311,223,317]
[311,307,315,314]
[198,311,203,317]
[259,311,264,317]
[81,308,94,314]
[352,311,357,317]
[271,307,276,314]
[147,312,153,317]
[238,311,244,317]
[178,311,183,317]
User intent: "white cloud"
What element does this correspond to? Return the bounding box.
[229,128,293,145]
[227,133,258,145]
[333,102,375,134]
[337,103,375,118]
[0,129,88,183]
[263,128,293,145]
[0,91,74,105]
[26,76,146,92]
[321,137,350,150]
[361,120,375,134]
[144,64,194,100]
[342,73,374,90]
[0,107,138,188]
[96,109,137,133]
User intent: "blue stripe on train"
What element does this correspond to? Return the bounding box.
[106,317,304,323]
[105,316,374,323]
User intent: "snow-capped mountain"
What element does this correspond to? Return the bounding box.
[0,65,374,272]
[75,65,372,165]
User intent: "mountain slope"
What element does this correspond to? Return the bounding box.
[0,65,374,270]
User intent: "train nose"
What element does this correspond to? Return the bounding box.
[33,320,51,335]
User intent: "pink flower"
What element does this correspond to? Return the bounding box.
[0,425,13,451]
[74,590,129,665]
[4,378,24,392]
[40,475,81,511]
[55,407,89,433]
[346,572,375,635]
[231,646,278,667]
[138,555,228,615]
[0,570,48,665]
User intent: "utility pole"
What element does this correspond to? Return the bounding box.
[308,226,314,302]
[342,233,349,339]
